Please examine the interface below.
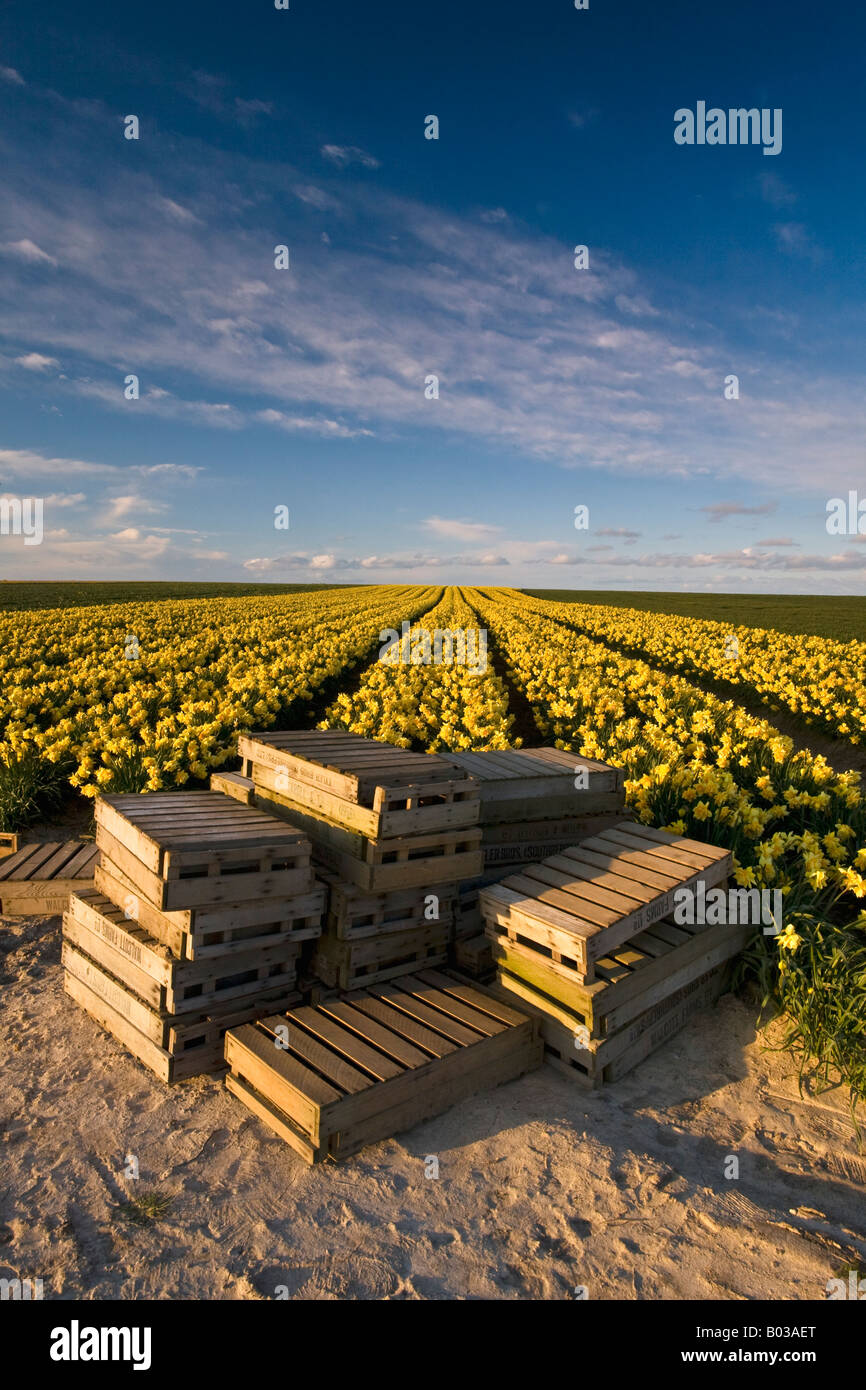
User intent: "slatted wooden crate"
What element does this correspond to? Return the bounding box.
[479,812,630,869]
[64,963,300,1084]
[94,792,313,910]
[321,871,456,941]
[453,934,495,981]
[0,833,19,859]
[65,890,303,1015]
[210,770,255,805]
[487,915,750,1042]
[224,968,542,1162]
[93,859,323,961]
[479,823,731,983]
[312,921,451,990]
[489,959,733,1089]
[251,781,483,891]
[0,840,99,915]
[239,730,480,838]
[441,747,624,825]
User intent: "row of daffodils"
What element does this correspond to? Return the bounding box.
[322,587,516,751]
[0,585,440,797]
[511,589,866,747]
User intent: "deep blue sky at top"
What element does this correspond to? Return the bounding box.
[0,0,863,588]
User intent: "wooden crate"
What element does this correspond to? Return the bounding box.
[481,812,629,868]
[94,859,323,960]
[64,968,301,1084]
[0,840,99,915]
[64,891,303,1015]
[210,770,255,805]
[94,792,313,910]
[94,858,322,960]
[251,783,482,891]
[62,936,301,1047]
[0,832,19,859]
[312,921,451,990]
[486,915,750,1041]
[239,731,480,838]
[490,960,733,1088]
[224,968,542,1162]
[479,822,731,982]
[441,747,625,825]
[319,869,456,941]
[453,934,495,981]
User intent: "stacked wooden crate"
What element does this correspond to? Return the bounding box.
[236,731,483,990]
[441,747,628,977]
[480,822,744,1087]
[441,747,627,879]
[224,967,542,1163]
[62,791,324,1082]
[0,839,98,916]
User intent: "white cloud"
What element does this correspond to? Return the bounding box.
[1,239,57,266]
[422,516,502,542]
[104,494,167,523]
[155,197,200,225]
[15,352,59,371]
[321,144,380,170]
[0,447,117,477]
[0,66,25,86]
[257,409,373,438]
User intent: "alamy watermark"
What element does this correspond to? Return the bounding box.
[674,103,782,156]
[379,622,488,674]
[0,495,43,545]
[673,881,782,934]
[826,492,866,536]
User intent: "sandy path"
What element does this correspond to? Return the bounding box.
[1,911,863,1301]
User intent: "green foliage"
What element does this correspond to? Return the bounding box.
[0,752,68,832]
[0,581,356,613]
[522,590,866,642]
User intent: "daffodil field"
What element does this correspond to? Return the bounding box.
[2,582,864,1098]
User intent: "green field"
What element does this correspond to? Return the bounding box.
[522,590,866,642]
[0,581,355,612]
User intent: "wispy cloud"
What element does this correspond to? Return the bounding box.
[321,144,380,169]
[1,238,57,266]
[422,517,502,542]
[700,501,777,523]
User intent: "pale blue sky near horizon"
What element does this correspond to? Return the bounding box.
[0,0,863,592]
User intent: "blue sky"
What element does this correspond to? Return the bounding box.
[0,0,864,590]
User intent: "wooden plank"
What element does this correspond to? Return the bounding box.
[64,972,174,1084]
[224,1074,323,1164]
[0,842,63,879]
[348,993,459,1058]
[372,981,482,1046]
[287,1006,404,1081]
[271,1012,375,1096]
[413,968,529,1027]
[224,1029,331,1143]
[210,771,255,805]
[317,1000,431,1069]
[63,914,164,1008]
[389,975,506,1036]
[27,842,94,880]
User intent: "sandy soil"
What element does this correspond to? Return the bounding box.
[1,909,863,1302]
